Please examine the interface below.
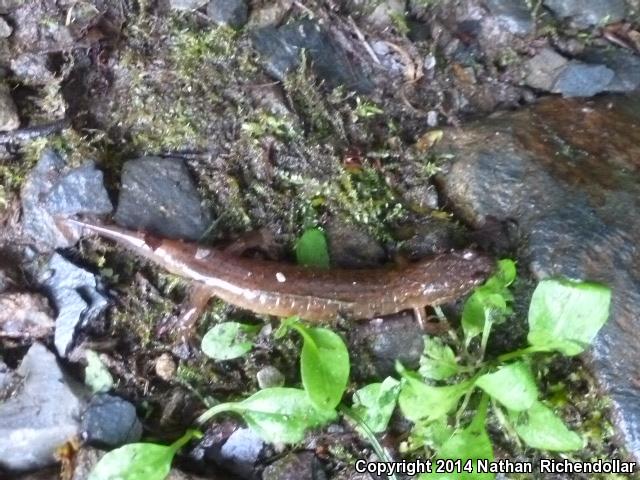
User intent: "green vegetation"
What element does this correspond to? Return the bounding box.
[201,321,260,361]
[88,227,613,480]
[295,227,330,268]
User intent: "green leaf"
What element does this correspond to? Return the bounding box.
[231,388,336,444]
[397,364,471,423]
[351,377,401,433]
[201,322,259,361]
[462,259,516,340]
[420,396,495,480]
[295,228,330,268]
[409,417,453,451]
[85,350,114,394]
[527,279,611,356]
[88,443,174,480]
[297,325,350,410]
[509,401,584,451]
[475,361,538,411]
[419,337,459,380]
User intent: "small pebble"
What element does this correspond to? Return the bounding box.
[155,353,177,381]
[256,366,285,389]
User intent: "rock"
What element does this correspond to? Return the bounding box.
[580,48,640,93]
[10,53,55,85]
[433,95,640,460]
[551,63,615,97]
[21,150,113,251]
[485,0,535,35]
[262,452,325,480]
[114,157,212,241]
[0,292,54,339]
[325,221,386,268]
[349,313,424,378]
[206,0,248,29]
[169,0,208,10]
[0,343,88,471]
[256,366,285,389]
[40,253,109,357]
[81,394,142,448]
[0,16,11,37]
[0,360,15,399]
[10,468,59,480]
[543,0,626,27]
[398,217,468,258]
[525,48,570,91]
[0,0,23,14]
[155,353,177,381]
[367,0,405,29]
[251,19,373,93]
[246,0,292,28]
[0,84,19,131]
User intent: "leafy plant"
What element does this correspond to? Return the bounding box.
[201,321,260,361]
[85,350,115,394]
[295,227,330,268]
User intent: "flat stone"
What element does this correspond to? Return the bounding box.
[0,292,54,339]
[525,48,569,91]
[551,62,615,97]
[0,343,88,471]
[0,83,19,131]
[485,0,534,35]
[206,0,248,29]
[81,394,142,448]
[433,95,640,460]
[543,0,627,27]
[40,253,109,357]
[21,150,113,252]
[114,156,212,241]
[251,18,373,93]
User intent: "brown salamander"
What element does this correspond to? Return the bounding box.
[62,219,494,323]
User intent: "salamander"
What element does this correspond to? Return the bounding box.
[61,218,494,323]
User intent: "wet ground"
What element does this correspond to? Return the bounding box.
[1,0,640,479]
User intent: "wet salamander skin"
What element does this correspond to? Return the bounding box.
[66,220,494,322]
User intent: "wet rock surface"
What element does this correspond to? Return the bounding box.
[543,0,627,27]
[0,343,88,471]
[114,156,212,241]
[434,94,640,459]
[81,394,142,448]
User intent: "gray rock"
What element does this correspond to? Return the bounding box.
[0,0,23,14]
[433,95,640,460]
[0,84,19,131]
[485,0,534,35]
[114,157,212,241]
[525,48,569,91]
[349,314,424,378]
[256,366,285,389]
[81,394,142,448]
[551,62,615,97]
[251,19,373,93]
[40,253,109,357]
[398,217,468,259]
[326,221,385,269]
[206,0,248,29]
[10,53,55,85]
[262,452,324,480]
[21,150,113,251]
[219,428,264,476]
[581,48,640,93]
[543,0,626,27]
[0,16,12,37]
[367,0,405,29]
[0,343,88,471]
[0,292,54,339]
[169,0,208,10]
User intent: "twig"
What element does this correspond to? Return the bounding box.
[348,16,381,64]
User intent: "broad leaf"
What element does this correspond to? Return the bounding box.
[509,401,584,451]
[527,279,611,356]
[201,322,259,361]
[295,228,330,268]
[476,361,537,411]
[419,337,459,380]
[88,443,173,480]
[351,377,400,433]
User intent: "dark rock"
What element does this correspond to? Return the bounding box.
[0,292,54,339]
[349,313,424,378]
[485,0,534,35]
[325,221,386,269]
[21,150,113,252]
[251,19,373,93]
[580,48,640,93]
[40,253,109,357]
[543,0,626,27]
[114,156,212,241]
[206,0,248,29]
[0,343,88,471]
[551,63,615,97]
[433,95,640,460]
[262,452,325,480]
[81,394,142,448]
[398,217,468,258]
